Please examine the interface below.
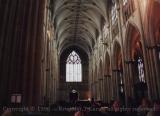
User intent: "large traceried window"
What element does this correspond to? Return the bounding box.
[66,51,82,82]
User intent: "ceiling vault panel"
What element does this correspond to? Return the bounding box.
[52,0,110,55]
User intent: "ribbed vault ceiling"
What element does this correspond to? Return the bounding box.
[52,0,110,55]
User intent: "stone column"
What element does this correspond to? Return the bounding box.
[125,60,134,97]
[102,78,105,101]
[147,46,160,99]
[92,82,95,99]
[153,46,160,98]
[104,75,111,103]
[97,79,101,100]
[108,75,112,102]
[95,81,98,100]
[112,69,119,100]
[0,0,19,105]
[111,70,115,100]
[137,0,152,100]
[148,49,157,100]
[54,78,56,103]
[152,48,160,99]
[102,77,106,102]
[99,78,103,101]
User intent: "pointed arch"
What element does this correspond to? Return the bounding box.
[125,23,142,60]
[145,0,160,45]
[125,23,145,82]
[113,40,122,69]
[125,23,148,102]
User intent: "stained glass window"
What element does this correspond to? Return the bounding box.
[66,51,82,82]
[111,1,117,24]
[138,57,145,82]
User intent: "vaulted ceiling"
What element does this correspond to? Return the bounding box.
[52,0,111,55]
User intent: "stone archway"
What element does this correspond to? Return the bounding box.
[125,23,147,104]
[112,41,125,104]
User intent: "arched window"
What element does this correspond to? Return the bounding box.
[138,57,145,82]
[66,51,82,82]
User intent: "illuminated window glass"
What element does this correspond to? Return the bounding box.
[119,72,124,93]
[66,51,82,82]
[111,1,117,24]
[123,0,128,5]
[138,57,145,82]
